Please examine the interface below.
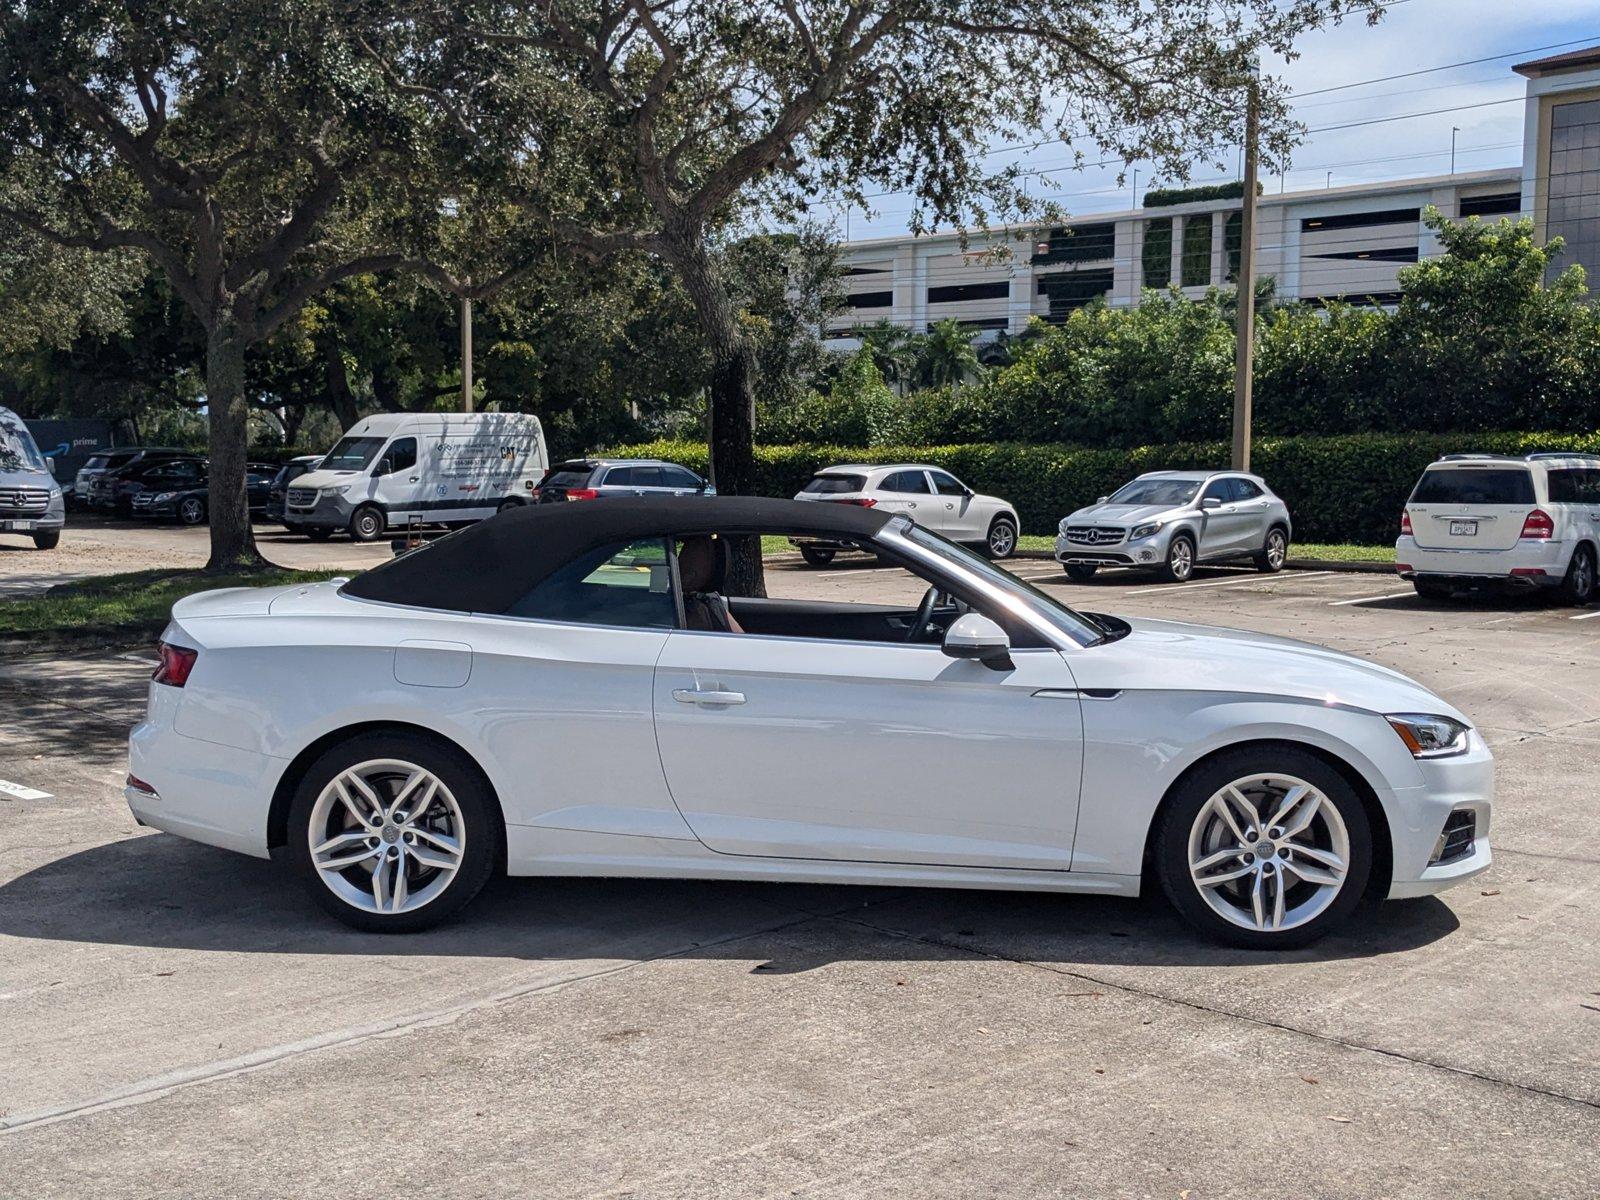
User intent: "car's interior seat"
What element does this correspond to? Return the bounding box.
[678,535,744,633]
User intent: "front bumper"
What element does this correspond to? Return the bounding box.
[1055,530,1164,568]
[1385,730,1494,899]
[1395,536,1570,588]
[284,491,356,529]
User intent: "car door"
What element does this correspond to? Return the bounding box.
[1197,477,1251,558]
[370,436,426,520]
[928,469,981,538]
[659,465,708,497]
[1227,477,1273,552]
[875,470,934,524]
[652,611,1085,872]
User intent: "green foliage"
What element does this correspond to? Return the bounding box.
[0,568,338,636]
[607,430,1600,546]
[916,318,983,389]
[1143,181,1261,208]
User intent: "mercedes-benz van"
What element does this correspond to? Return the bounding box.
[0,407,65,550]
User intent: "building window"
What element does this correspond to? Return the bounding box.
[845,290,893,310]
[927,281,1011,304]
[1037,269,1113,319]
[1032,222,1115,266]
[1300,208,1420,232]
[1224,212,1242,282]
[1307,246,1419,263]
[1547,99,1600,289]
[1459,192,1520,218]
[1142,218,1172,288]
[1180,216,1212,288]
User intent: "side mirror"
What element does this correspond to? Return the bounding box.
[702,483,717,496]
[373,457,393,477]
[941,612,1014,671]
[1201,496,1222,510]
[1097,495,1109,504]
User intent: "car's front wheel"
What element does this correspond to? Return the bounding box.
[799,546,836,567]
[287,733,499,932]
[305,526,335,542]
[1154,746,1372,949]
[1064,563,1098,582]
[32,530,60,551]
[1159,533,1195,583]
[177,496,208,526]
[1255,526,1288,573]
[348,504,386,542]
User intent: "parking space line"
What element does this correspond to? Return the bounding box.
[1124,570,1334,597]
[1328,590,1414,607]
[1570,609,1600,621]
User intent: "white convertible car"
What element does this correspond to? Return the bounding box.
[127,497,1492,948]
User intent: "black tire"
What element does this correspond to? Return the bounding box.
[1413,577,1453,601]
[286,731,500,933]
[177,496,208,526]
[497,497,524,514]
[985,515,1018,560]
[1558,543,1596,607]
[305,526,335,542]
[1154,745,1373,950]
[799,546,836,567]
[32,530,60,551]
[1064,564,1098,582]
[1158,533,1195,583]
[1254,526,1288,573]
[348,504,386,542]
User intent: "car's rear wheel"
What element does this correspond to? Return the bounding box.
[799,546,836,567]
[497,497,524,514]
[287,733,499,933]
[177,496,208,526]
[1159,534,1195,583]
[348,504,386,542]
[985,516,1018,559]
[1155,746,1372,949]
[32,531,60,551]
[1064,564,1098,582]
[1255,527,1288,573]
[1558,544,1596,607]
[1413,577,1453,601]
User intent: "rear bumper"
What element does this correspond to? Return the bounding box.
[1395,536,1570,586]
[127,716,282,859]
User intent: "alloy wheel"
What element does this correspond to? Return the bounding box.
[1266,530,1286,569]
[988,520,1016,557]
[1186,773,1350,933]
[307,759,466,915]
[1169,538,1193,581]
[180,498,205,525]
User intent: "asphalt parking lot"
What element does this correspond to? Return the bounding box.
[1,551,1596,1196]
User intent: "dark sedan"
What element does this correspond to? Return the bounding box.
[131,463,277,524]
[89,456,206,516]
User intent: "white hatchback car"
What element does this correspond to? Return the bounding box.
[792,464,1020,562]
[1396,453,1600,605]
[128,497,1493,950]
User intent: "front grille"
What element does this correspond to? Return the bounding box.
[1063,525,1126,546]
[0,487,50,515]
[1431,809,1476,865]
[132,493,156,509]
[286,487,317,507]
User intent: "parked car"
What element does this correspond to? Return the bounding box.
[792,464,1019,562]
[70,446,188,508]
[132,463,277,525]
[128,496,1492,948]
[1396,452,1599,605]
[89,455,205,516]
[0,405,65,550]
[264,455,324,528]
[1056,470,1292,583]
[535,458,712,504]
[286,412,547,541]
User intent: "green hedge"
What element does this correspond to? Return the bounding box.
[608,430,1600,545]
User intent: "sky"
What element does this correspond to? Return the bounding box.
[830,0,1600,242]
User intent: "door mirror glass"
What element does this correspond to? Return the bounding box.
[1097,495,1108,504]
[1201,496,1222,510]
[941,612,1013,671]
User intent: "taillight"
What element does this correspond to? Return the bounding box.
[565,488,599,501]
[831,497,877,507]
[1400,510,1412,536]
[1520,509,1554,540]
[153,642,198,687]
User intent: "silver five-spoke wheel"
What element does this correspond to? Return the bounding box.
[307,759,466,915]
[1187,773,1349,933]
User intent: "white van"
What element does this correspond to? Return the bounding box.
[0,406,65,550]
[285,412,547,541]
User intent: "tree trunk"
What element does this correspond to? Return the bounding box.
[281,403,305,448]
[204,325,263,572]
[323,333,361,430]
[665,234,764,597]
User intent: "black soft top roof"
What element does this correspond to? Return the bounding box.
[342,495,893,613]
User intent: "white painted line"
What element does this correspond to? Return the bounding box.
[117,653,159,665]
[1125,570,1335,597]
[1570,608,1600,621]
[1328,590,1415,607]
[0,779,52,802]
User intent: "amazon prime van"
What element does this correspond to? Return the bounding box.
[285,412,547,541]
[0,406,65,550]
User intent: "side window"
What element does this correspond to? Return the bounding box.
[1200,479,1231,504]
[631,466,666,488]
[882,470,931,494]
[384,438,418,474]
[602,466,635,486]
[506,538,676,628]
[660,466,702,489]
[1585,469,1600,502]
[1230,478,1263,501]
[930,471,968,497]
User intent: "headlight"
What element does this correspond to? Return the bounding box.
[152,492,174,503]
[328,485,351,497]
[1386,713,1471,758]
[1058,518,1072,535]
[1130,521,1162,540]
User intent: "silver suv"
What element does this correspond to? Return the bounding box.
[1056,470,1292,583]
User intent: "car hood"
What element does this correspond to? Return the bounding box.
[0,466,55,488]
[290,468,365,490]
[1075,615,1466,721]
[1065,502,1177,525]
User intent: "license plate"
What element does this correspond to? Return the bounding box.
[2,520,34,531]
[1449,520,1477,536]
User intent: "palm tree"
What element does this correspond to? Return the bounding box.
[855,319,919,394]
[915,319,982,389]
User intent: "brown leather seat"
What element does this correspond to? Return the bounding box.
[678,536,743,633]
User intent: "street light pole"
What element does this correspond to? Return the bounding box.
[1450,125,1460,175]
[460,295,474,413]
[1232,67,1260,473]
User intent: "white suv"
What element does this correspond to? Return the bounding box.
[1396,453,1600,605]
[792,464,1020,563]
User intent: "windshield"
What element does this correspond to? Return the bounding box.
[1411,468,1534,505]
[0,417,47,473]
[319,436,386,473]
[1107,478,1201,507]
[899,523,1103,647]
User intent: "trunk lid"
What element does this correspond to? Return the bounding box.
[1406,465,1534,551]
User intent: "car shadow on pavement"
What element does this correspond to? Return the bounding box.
[0,831,1460,969]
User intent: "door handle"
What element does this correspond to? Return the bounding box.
[408,476,419,482]
[672,688,746,706]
